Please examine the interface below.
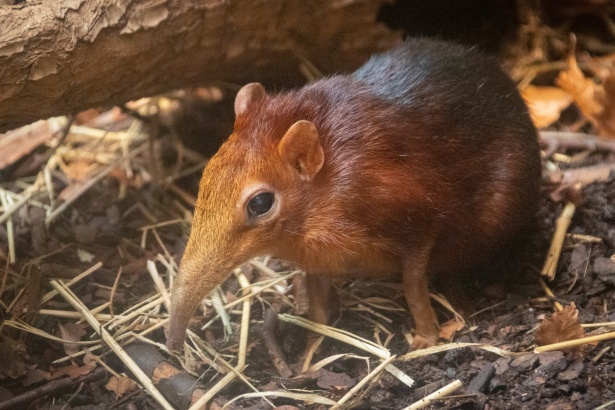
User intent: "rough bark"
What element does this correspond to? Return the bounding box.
[0,0,399,133]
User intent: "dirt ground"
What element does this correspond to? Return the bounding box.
[0,101,614,409]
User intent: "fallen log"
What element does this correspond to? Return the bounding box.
[0,0,399,133]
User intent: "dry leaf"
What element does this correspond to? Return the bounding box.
[64,159,96,181]
[74,108,104,125]
[108,166,144,188]
[439,319,465,341]
[83,351,100,367]
[599,71,615,137]
[0,341,28,379]
[23,368,48,386]
[0,119,59,169]
[521,85,573,128]
[105,375,138,398]
[58,322,87,357]
[48,363,96,380]
[556,52,605,127]
[79,106,128,128]
[315,368,355,389]
[535,303,584,349]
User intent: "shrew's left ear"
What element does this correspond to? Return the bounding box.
[278,120,324,181]
[234,83,266,117]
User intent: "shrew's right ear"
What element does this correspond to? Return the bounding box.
[234,83,266,117]
[278,120,324,181]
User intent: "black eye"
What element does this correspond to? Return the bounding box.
[247,192,274,217]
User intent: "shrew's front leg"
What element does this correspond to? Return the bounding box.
[300,273,341,369]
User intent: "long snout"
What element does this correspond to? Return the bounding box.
[166,258,227,351]
[166,275,204,351]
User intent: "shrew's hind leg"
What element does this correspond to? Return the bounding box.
[402,241,440,350]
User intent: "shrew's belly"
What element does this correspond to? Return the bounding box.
[300,245,402,278]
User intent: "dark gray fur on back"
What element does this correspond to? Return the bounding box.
[352,38,530,131]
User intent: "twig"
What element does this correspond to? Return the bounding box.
[164,160,209,185]
[199,271,301,331]
[45,143,148,226]
[400,342,521,361]
[187,271,270,410]
[259,308,293,378]
[279,313,390,359]
[35,309,113,321]
[539,279,564,311]
[0,192,15,263]
[236,271,252,368]
[403,379,463,410]
[540,131,615,154]
[541,202,576,281]
[306,353,370,373]
[109,268,122,317]
[106,295,165,330]
[594,399,615,410]
[3,318,102,346]
[40,262,103,305]
[546,163,615,187]
[568,233,603,243]
[166,184,197,207]
[49,280,174,410]
[385,364,415,388]
[188,365,246,410]
[0,178,43,225]
[0,367,107,410]
[210,286,232,336]
[188,332,269,400]
[534,330,615,353]
[592,346,611,363]
[45,161,119,226]
[67,125,148,142]
[52,319,168,364]
[146,261,170,309]
[331,356,396,409]
[224,390,336,407]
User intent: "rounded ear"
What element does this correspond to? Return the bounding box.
[278,120,324,181]
[234,83,266,117]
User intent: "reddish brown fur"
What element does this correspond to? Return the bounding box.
[166,39,541,352]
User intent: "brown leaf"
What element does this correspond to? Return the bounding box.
[108,166,144,188]
[105,375,138,399]
[439,319,465,341]
[0,341,28,379]
[598,70,615,138]
[23,369,49,386]
[315,368,355,390]
[556,52,605,128]
[83,352,100,367]
[535,303,584,350]
[521,85,573,128]
[64,158,95,182]
[49,363,96,380]
[74,108,104,125]
[0,120,57,170]
[152,361,181,382]
[58,322,87,357]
